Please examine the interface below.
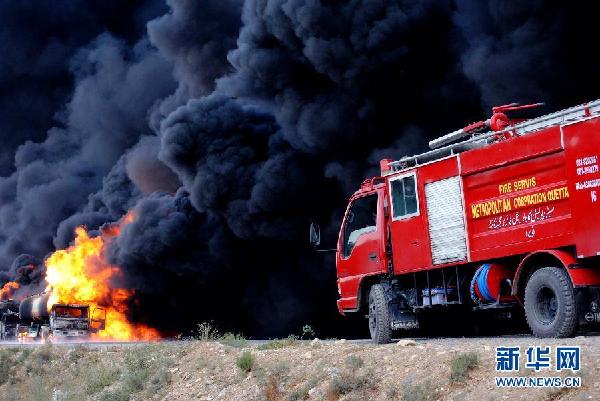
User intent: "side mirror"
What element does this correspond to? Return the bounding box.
[309,221,321,247]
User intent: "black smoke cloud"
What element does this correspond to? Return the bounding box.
[0,0,167,175]
[0,35,175,268]
[453,1,600,110]
[146,0,243,131]
[2,1,600,337]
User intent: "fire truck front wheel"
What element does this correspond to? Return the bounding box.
[524,267,577,338]
[368,284,392,344]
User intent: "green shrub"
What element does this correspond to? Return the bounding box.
[329,371,376,397]
[67,345,89,363]
[287,377,318,401]
[97,346,173,401]
[25,376,53,401]
[25,346,53,375]
[99,387,130,401]
[195,321,220,341]
[401,380,435,401]
[257,336,299,350]
[268,362,290,379]
[84,366,121,395]
[16,348,33,363]
[345,355,364,370]
[122,349,151,392]
[0,349,12,385]
[219,332,248,348]
[449,352,479,382]
[236,351,255,373]
[147,368,172,394]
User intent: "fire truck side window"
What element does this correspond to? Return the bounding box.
[342,194,378,258]
[390,174,418,219]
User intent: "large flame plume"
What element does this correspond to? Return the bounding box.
[44,213,160,341]
[0,281,19,301]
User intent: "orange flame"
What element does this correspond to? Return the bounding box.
[44,213,160,341]
[0,281,19,301]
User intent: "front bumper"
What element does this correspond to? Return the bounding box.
[52,330,89,337]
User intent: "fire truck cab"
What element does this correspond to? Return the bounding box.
[326,100,600,343]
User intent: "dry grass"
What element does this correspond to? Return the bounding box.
[0,349,14,385]
[449,352,479,382]
[401,380,436,401]
[264,375,284,401]
[345,355,364,370]
[257,336,299,350]
[326,370,377,401]
[0,344,175,401]
[0,337,596,401]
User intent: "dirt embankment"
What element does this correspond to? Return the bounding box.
[0,336,598,401]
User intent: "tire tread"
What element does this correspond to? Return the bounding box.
[369,284,392,344]
[524,266,577,338]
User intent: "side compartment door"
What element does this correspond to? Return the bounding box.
[563,117,600,257]
[388,171,430,273]
[337,191,387,310]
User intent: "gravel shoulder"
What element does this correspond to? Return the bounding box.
[0,335,598,401]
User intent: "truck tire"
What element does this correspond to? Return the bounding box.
[524,267,577,338]
[368,284,392,344]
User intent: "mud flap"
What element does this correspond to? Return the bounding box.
[381,281,419,330]
[390,308,419,330]
[575,286,600,327]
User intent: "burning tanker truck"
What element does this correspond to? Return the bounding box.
[0,293,106,341]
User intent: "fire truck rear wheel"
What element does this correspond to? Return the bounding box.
[368,284,392,344]
[524,267,577,338]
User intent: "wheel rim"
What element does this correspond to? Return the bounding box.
[369,298,377,336]
[535,286,558,325]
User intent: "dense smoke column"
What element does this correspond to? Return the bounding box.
[217,0,482,189]
[0,0,167,175]
[453,1,600,110]
[106,95,345,335]
[147,0,243,130]
[95,0,480,336]
[0,35,176,270]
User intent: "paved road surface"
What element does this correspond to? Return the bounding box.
[0,334,546,348]
[1,332,599,349]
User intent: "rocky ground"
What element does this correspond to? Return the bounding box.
[0,335,598,401]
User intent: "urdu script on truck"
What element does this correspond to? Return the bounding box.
[328,99,600,343]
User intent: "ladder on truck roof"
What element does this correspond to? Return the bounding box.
[387,98,600,173]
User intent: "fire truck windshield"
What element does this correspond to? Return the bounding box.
[342,194,377,257]
[54,306,87,319]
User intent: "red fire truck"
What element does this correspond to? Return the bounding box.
[311,99,600,343]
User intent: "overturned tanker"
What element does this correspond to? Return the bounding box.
[14,293,107,341]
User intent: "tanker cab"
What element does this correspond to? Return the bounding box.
[50,304,91,338]
[336,188,388,311]
[90,307,107,332]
